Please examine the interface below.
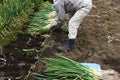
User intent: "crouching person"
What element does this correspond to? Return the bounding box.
[45,0,93,52]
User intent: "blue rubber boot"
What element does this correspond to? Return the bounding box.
[57,39,75,52]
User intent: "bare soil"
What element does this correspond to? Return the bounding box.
[32,0,120,78]
[0,33,44,80]
[0,0,120,80]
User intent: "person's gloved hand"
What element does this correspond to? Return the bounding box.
[50,20,63,31]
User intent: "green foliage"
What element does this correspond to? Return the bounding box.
[0,0,48,47]
[33,56,98,80]
[27,1,55,34]
[0,0,31,31]
[0,0,34,47]
[0,8,33,47]
[31,0,44,7]
[0,0,3,4]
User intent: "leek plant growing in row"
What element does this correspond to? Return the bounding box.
[0,0,44,39]
[0,0,45,47]
[0,0,3,4]
[31,0,44,7]
[33,56,98,80]
[0,0,31,46]
[0,0,31,31]
[0,0,35,47]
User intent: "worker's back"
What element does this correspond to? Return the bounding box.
[54,0,92,12]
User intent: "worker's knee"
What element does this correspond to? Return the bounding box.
[69,19,80,30]
[69,21,77,30]
[69,20,74,28]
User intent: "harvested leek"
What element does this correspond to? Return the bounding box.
[33,56,98,80]
[27,2,57,35]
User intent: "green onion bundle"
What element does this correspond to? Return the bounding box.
[27,1,56,34]
[34,56,98,80]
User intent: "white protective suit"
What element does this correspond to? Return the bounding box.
[53,0,92,39]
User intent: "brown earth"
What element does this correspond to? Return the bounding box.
[32,0,120,77]
[0,0,120,80]
[0,34,44,80]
